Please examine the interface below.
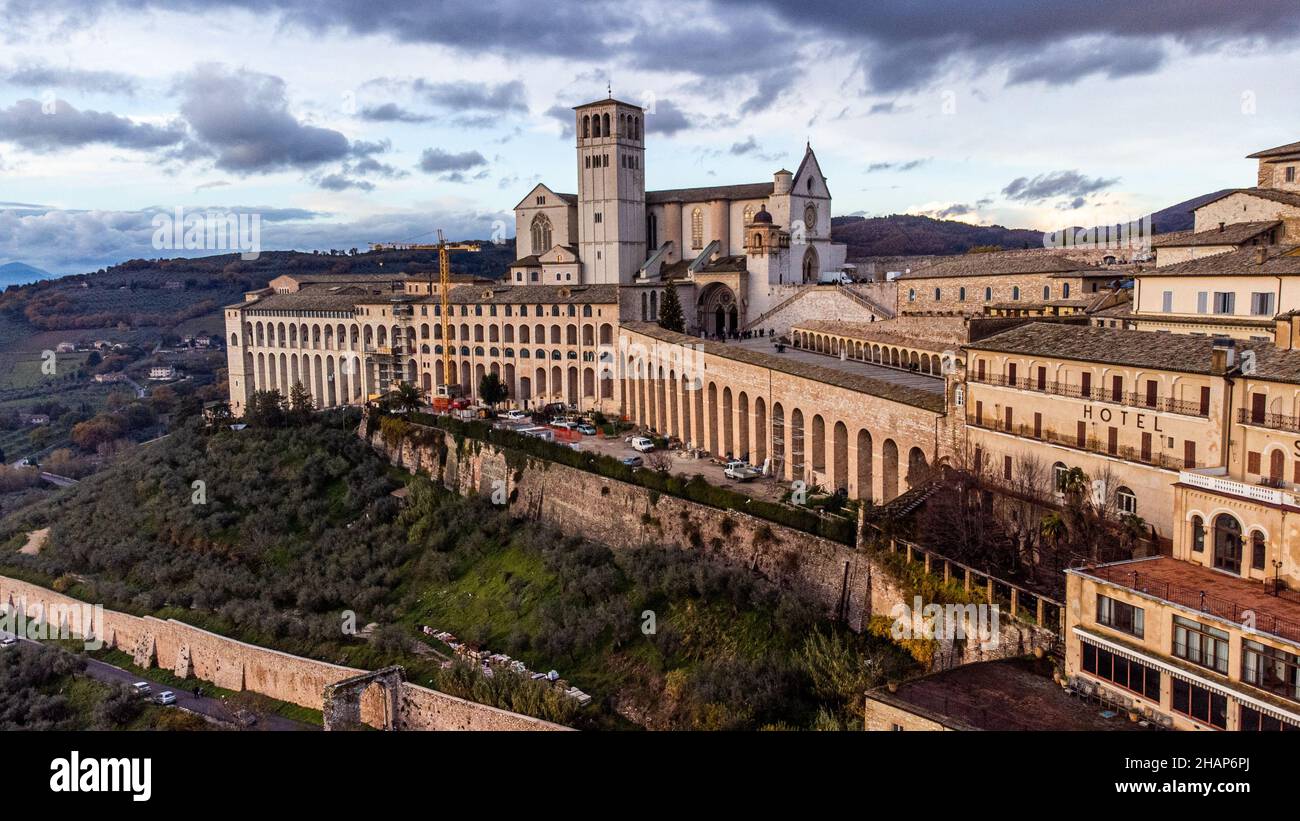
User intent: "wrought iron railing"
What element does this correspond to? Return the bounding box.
[970,373,1207,418]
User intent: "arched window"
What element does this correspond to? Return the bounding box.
[1043,285,1051,300]
[641,292,648,321]
[984,286,992,301]
[1251,531,1267,570]
[1063,283,1070,298]
[934,287,941,301]
[1052,462,1068,493]
[908,289,916,302]
[743,204,755,225]
[959,287,966,301]
[690,208,704,249]
[1116,486,1137,516]
[1191,515,1205,553]
[650,291,659,321]
[582,115,590,139]
[530,213,553,255]
[1012,286,1021,301]
[602,113,610,136]
[1213,514,1243,574]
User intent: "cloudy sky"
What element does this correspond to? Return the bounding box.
[2,0,1299,274]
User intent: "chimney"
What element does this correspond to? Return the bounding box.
[1211,338,1237,373]
[1254,246,1268,265]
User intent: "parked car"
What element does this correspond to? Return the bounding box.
[131,682,152,697]
[551,420,577,431]
[503,410,530,421]
[575,424,597,435]
[156,690,176,706]
[631,436,655,453]
[621,455,644,467]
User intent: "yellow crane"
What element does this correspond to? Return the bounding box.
[369,234,480,401]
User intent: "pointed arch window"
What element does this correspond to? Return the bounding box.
[530,213,553,255]
[691,208,704,250]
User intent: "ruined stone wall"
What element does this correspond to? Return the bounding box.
[0,575,565,731]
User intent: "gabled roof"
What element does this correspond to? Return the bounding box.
[1138,244,1300,277]
[1193,187,1300,211]
[512,182,577,211]
[1248,140,1300,159]
[1151,221,1281,248]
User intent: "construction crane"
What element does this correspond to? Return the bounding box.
[371,234,481,400]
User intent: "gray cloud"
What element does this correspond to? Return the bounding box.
[174,64,352,173]
[935,203,974,219]
[411,79,527,113]
[0,98,184,151]
[1006,39,1166,86]
[1002,169,1119,202]
[417,147,488,175]
[359,102,434,123]
[867,158,929,172]
[729,136,759,155]
[1,61,139,95]
[12,0,1300,100]
[316,173,375,192]
[644,100,690,136]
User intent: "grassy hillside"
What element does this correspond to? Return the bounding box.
[0,412,918,729]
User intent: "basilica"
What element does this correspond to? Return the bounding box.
[507,97,848,335]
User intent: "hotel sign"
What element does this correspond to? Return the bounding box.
[1081,405,1164,431]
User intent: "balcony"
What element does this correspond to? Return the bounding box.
[970,416,1196,471]
[1079,556,1300,646]
[971,373,1207,418]
[1237,407,1300,433]
[1179,469,1299,507]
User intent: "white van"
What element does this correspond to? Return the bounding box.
[631,436,655,453]
[817,271,852,285]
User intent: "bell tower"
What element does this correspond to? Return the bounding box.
[575,98,646,284]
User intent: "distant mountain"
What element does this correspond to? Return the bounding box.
[831,214,1044,258]
[0,261,54,288]
[831,190,1235,258]
[1147,189,1233,233]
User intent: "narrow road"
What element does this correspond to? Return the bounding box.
[2,630,316,731]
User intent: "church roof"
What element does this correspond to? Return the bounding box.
[646,182,774,204]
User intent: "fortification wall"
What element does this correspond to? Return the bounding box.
[0,575,565,731]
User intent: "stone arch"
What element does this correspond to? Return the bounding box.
[801,246,819,283]
[722,386,734,458]
[790,408,806,480]
[907,446,928,488]
[856,428,873,501]
[832,421,848,493]
[811,413,826,472]
[882,438,899,501]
